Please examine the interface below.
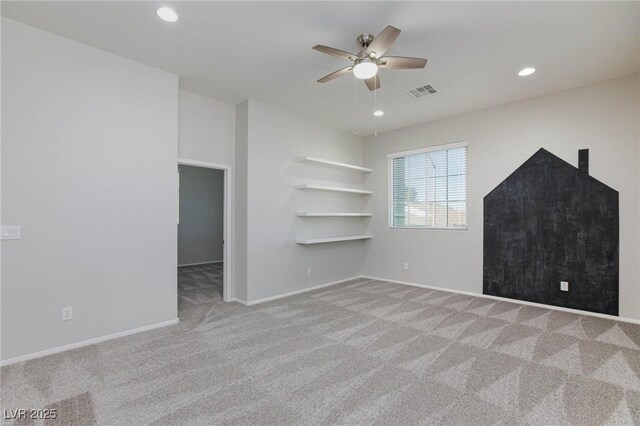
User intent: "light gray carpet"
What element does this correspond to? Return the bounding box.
[178,263,224,303]
[1,273,639,425]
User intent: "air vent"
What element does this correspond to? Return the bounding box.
[406,84,439,99]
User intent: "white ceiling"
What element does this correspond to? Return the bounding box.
[2,1,639,136]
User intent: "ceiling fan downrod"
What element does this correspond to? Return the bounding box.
[357,34,375,51]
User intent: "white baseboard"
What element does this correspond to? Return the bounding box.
[178,260,223,267]
[234,275,365,306]
[362,275,640,325]
[0,318,179,367]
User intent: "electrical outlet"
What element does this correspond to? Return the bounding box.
[0,225,20,240]
[62,307,73,321]
[307,267,312,275]
[403,262,409,271]
[560,281,569,292]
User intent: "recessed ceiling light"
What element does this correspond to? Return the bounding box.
[373,110,384,117]
[518,67,536,77]
[157,7,178,22]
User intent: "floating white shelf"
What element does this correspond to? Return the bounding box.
[296,212,372,217]
[296,235,373,245]
[295,184,372,195]
[297,156,372,173]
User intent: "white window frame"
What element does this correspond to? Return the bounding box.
[386,141,468,231]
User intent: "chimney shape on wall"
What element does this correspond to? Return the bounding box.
[578,149,589,174]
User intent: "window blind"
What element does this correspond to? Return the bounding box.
[387,142,468,229]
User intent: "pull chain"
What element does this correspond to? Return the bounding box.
[374,74,378,136]
[353,74,358,136]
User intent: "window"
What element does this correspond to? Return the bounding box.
[387,142,467,229]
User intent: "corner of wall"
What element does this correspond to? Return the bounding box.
[233,101,249,301]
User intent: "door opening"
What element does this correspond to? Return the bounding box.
[177,159,233,317]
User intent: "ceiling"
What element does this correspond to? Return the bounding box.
[2,1,639,136]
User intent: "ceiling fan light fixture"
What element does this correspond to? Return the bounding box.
[353,59,378,80]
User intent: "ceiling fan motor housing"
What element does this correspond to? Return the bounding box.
[357,34,375,50]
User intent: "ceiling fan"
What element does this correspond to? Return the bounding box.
[313,25,427,91]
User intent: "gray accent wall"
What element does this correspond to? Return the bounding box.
[178,166,224,266]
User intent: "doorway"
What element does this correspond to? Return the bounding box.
[177,159,233,314]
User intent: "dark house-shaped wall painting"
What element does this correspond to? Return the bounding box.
[483,148,619,315]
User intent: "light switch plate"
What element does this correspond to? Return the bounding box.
[560,281,569,292]
[1,226,20,240]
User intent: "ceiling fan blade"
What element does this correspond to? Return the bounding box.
[363,75,381,91]
[312,45,358,61]
[317,66,353,83]
[366,25,401,59]
[379,56,427,69]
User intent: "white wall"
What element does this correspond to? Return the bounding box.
[243,100,367,301]
[362,75,640,320]
[178,166,224,265]
[179,89,235,166]
[234,101,249,301]
[1,19,179,360]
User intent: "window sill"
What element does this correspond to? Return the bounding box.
[389,226,468,231]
